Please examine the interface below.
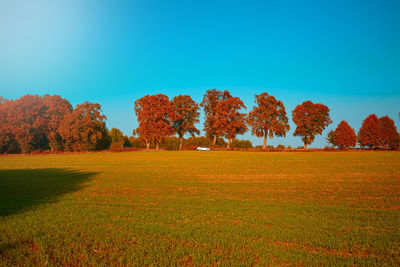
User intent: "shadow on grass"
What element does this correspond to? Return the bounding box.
[0,168,97,217]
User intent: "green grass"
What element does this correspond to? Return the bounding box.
[0,151,399,266]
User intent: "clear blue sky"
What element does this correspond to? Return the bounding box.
[1,0,399,147]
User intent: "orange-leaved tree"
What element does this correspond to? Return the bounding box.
[134,94,176,150]
[0,94,72,153]
[134,95,153,149]
[333,120,357,149]
[200,89,232,146]
[292,101,331,149]
[247,92,290,149]
[171,95,200,150]
[214,95,247,149]
[358,114,383,149]
[43,95,73,152]
[379,115,400,150]
[2,95,48,153]
[58,102,108,151]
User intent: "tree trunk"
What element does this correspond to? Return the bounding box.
[263,131,268,150]
[179,137,183,151]
[212,135,217,146]
[304,136,309,149]
[156,143,159,150]
[146,142,150,150]
[227,139,230,149]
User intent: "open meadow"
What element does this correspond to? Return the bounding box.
[0,151,399,266]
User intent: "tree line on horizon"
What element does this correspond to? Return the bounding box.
[0,91,399,154]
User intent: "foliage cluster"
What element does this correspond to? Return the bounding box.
[326,121,357,149]
[327,115,400,150]
[292,101,332,149]
[358,114,400,150]
[0,95,109,153]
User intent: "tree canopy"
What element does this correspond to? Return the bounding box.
[134,94,176,150]
[1,95,49,153]
[358,114,383,149]
[214,95,247,149]
[379,116,400,150]
[171,95,200,150]
[247,93,290,149]
[58,102,108,151]
[43,95,73,151]
[292,101,332,149]
[200,89,232,145]
[332,120,357,149]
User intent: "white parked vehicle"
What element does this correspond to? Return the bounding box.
[197,146,211,151]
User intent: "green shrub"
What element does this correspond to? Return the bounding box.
[109,142,124,151]
[161,137,180,150]
[231,139,252,149]
[128,137,147,149]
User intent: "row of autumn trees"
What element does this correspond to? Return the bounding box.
[0,91,399,153]
[134,89,400,150]
[134,90,289,150]
[327,115,400,150]
[0,95,109,153]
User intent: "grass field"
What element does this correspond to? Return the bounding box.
[0,151,399,266]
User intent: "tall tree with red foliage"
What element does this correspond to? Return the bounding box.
[214,95,247,149]
[379,116,400,150]
[247,93,290,149]
[151,94,177,149]
[0,95,72,153]
[43,95,73,152]
[2,95,48,153]
[134,94,176,150]
[134,95,153,149]
[358,114,383,149]
[292,101,332,149]
[171,95,200,150]
[200,89,232,146]
[58,102,108,151]
[333,120,357,149]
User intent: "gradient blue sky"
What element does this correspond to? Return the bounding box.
[1,0,399,147]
